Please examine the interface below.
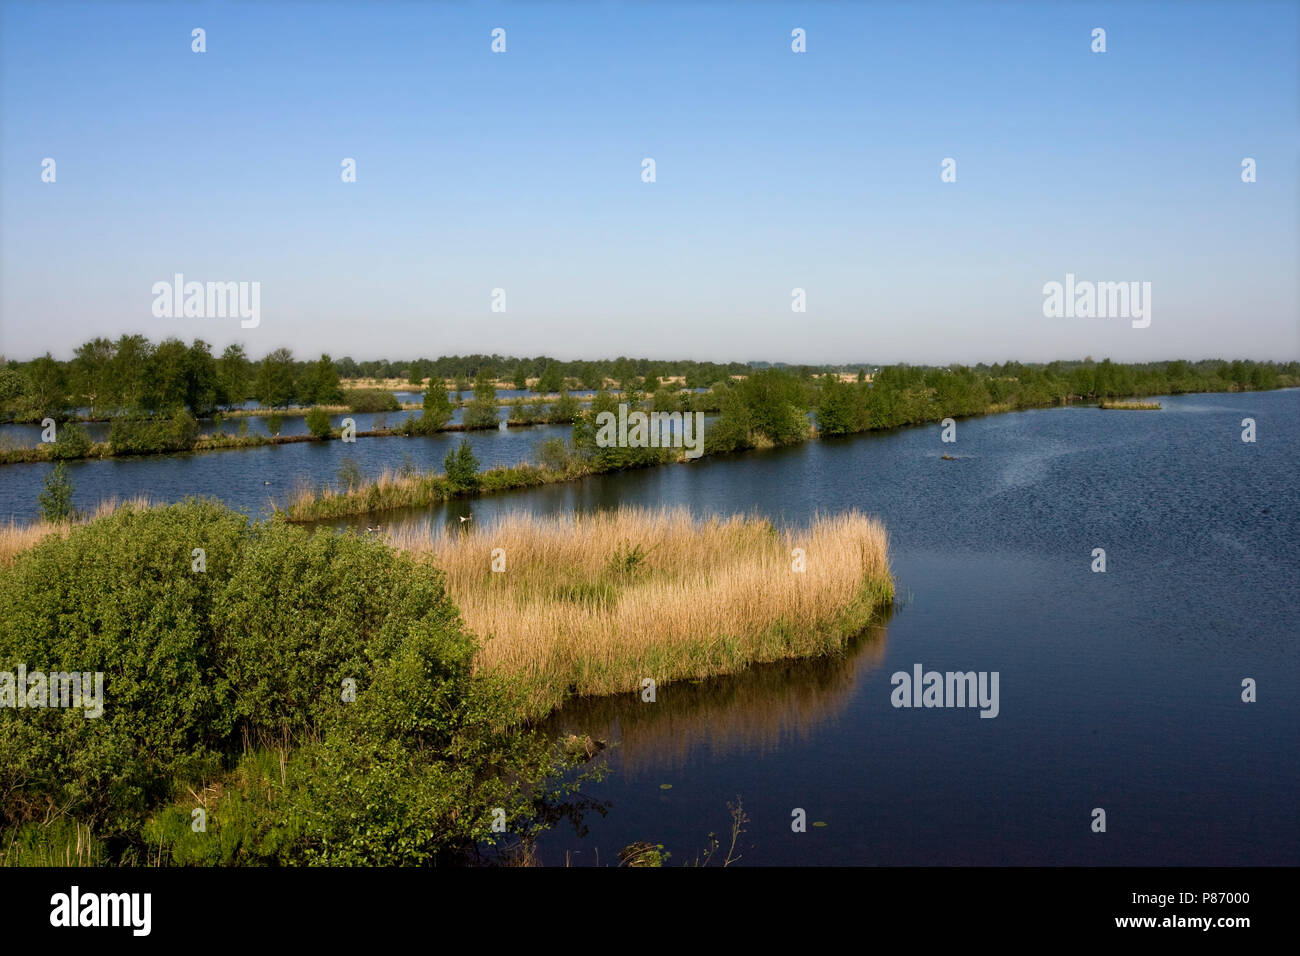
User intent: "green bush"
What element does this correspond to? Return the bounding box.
[461,402,499,430]
[51,422,93,460]
[537,437,573,473]
[0,499,579,863]
[304,406,333,439]
[419,381,453,431]
[343,388,401,413]
[108,410,199,455]
[444,439,480,489]
[264,413,284,436]
[547,390,580,424]
[0,500,247,836]
[38,461,75,521]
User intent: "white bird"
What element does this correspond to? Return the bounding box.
[459,514,472,523]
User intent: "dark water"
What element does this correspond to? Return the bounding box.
[409,389,1292,866]
[0,421,574,523]
[0,397,604,450]
[4,390,1296,864]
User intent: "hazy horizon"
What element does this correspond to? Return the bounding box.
[3,1,1297,364]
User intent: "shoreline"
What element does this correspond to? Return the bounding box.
[278,385,1291,524]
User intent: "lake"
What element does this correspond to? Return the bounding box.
[3,389,1296,864]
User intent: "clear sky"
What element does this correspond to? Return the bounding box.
[1,0,1296,365]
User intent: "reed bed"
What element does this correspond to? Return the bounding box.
[387,507,893,717]
[1099,400,1162,410]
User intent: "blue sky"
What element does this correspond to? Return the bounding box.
[1,0,1296,364]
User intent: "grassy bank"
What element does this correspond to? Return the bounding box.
[388,507,893,718]
[282,460,588,520]
[0,415,585,466]
[1099,400,1162,410]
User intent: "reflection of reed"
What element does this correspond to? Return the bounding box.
[543,612,892,775]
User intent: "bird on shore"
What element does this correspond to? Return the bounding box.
[459,514,472,523]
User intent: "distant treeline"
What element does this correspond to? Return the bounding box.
[543,358,1299,472]
[0,337,751,422]
[722,360,1297,451]
[1,335,1295,426]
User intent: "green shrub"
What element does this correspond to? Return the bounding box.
[548,390,580,424]
[108,410,199,455]
[0,499,579,863]
[264,413,284,436]
[343,388,400,413]
[51,422,92,460]
[537,438,573,473]
[0,500,247,836]
[304,406,333,439]
[462,401,499,430]
[37,461,74,521]
[419,381,453,431]
[444,440,480,489]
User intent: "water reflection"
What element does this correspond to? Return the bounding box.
[543,612,892,776]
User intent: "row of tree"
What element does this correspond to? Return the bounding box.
[356,354,750,390]
[4,337,1295,427]
[0,337,346,421]
[567,359,1297,464]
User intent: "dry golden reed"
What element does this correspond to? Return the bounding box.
[387,507,893,717]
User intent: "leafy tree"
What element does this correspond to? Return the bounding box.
[444,440,480,489]
[38,461,74,521]
[300,354,344,406]
[536,363,564,394]
[817,375,857,436]
[107,334,152,410]
[217,344,251,408]
[145,337,191,412]
[419,380,453,432]
[304,407,333,439]
[71,338,114,415]
[27,353,68,419]
[462,369,500,429]
[51,422,93,460]
[183,340,220,416]
[255,348,296,408]
[0,368,32,417]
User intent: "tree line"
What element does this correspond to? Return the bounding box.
[0,337,344,421]
[2,336,1294,427]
